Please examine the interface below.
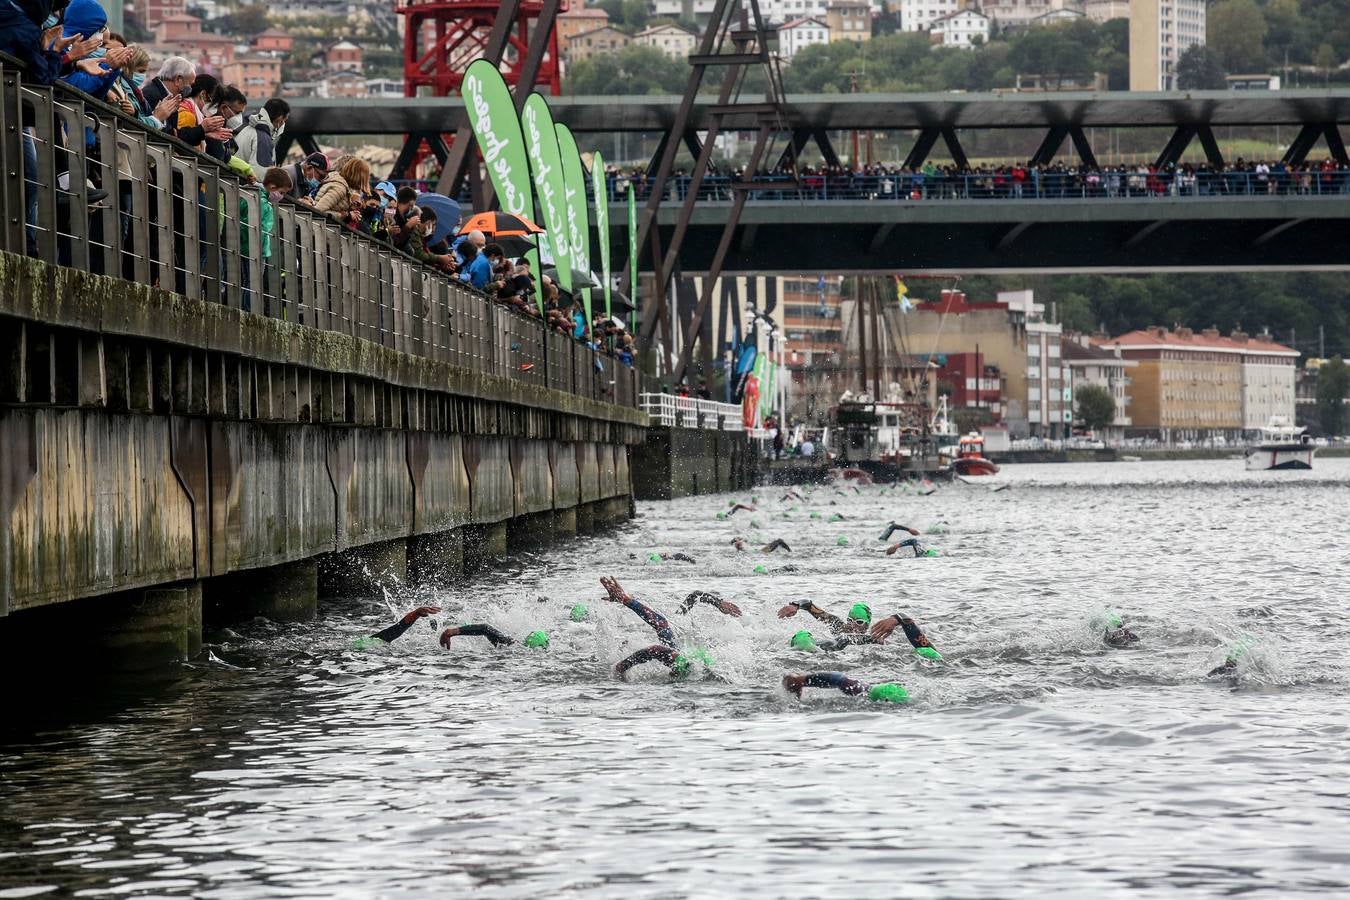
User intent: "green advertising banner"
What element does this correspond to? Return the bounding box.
[627,182,637,334]
[751,351,769,425]
[555,123,592,331]
[462,60,542,314]
[520,93,573,299]
[591,150,612,321]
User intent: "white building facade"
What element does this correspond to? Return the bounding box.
[635,23,698,60]
[1240,348,1299,432]
[778,16,831,59]
[1063,338,1135,442]
[900,0,963,33]
[1129,0,1206,90]
[1000,291,1068,438]
[930,8,990,47]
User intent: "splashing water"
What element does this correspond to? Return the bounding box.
[3,459,1350,897]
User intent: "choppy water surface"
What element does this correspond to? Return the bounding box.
[4,459,1350,898]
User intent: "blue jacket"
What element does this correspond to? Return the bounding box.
[460,253,492,290]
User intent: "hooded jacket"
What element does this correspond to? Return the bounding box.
[233,109,276,172]
[59,0,119,97]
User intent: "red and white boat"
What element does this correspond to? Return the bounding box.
[949,432,1000,477]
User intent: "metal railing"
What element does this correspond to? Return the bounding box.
[596,171,1350,203]
[0,53,639,408]
[640,392,746,431]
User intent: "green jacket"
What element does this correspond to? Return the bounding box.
[239,183,275,260]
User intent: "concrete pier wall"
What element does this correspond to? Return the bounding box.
[0,252,645,656]
[631,426,762,500]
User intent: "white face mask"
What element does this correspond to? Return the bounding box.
[274,123,285,138]
[226,113,244,130]
[203,103,218,116]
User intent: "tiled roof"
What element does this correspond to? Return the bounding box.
[1091,328,1297,357]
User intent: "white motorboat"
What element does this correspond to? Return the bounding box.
[1244,417,1315,471]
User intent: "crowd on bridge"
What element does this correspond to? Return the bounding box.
[0,0,636,370]
[601,157,1350,203]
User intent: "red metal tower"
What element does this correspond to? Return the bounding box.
[397,0,566,98]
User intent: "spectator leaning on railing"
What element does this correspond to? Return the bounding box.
[234,98,289,174]
[314,155,369,217]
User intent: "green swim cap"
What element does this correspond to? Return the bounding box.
[868,683,910,703]
[829,514,842,522]
[716,512,727,520]
[570,603,589,622]
[914,646,942,661]
[350,636,385,651]
[836,536,849,546]
[750,519,762,529]
[810,511,821,519]
[923,548,939,557]
[647,553,662,563]
[848,602,872,624]
[753,564,768,574]
[672,649,712,677]
[790,630,818,651]
[782,511,792,519]
[524,630,549,649]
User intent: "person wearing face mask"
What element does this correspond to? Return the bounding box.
[1,0,75,85]
[283,152,328,206]
[109,46,175,130]
[233,167,292,313]
[233,98,290,174]
[175,74,226,153]
[141,57,194,133]
[405,208,456,271]
[206,85,247,164]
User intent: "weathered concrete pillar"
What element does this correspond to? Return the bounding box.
[553,507,577,537]
[204,559,318,624]
[462,523,508,573]
[0,581,203,672]
[408,529,465,587]
[575,502,596,533]
[508,511,554,550]
[319,538,408,598]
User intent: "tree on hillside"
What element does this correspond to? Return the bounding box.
[1075,383,1117,434]
[1317,357,1349,436]
[1008,22,1095,88]
[595,0,648,30]
[1208,0,1268,72]
[1177,45,1227,89]
[566,45,687,95]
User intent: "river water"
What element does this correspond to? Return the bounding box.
[3,459,1349,898]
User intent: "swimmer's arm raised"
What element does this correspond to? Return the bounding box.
[370,606,441,643]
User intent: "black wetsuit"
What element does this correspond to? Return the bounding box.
[615,644,681,677]
[801,672,865,695]
[1104,626,1140,647]
[762,539,792,553]
[678,591,726,614]
[879,522,917,542]
[370,618,421,644]
[449,624,516,646]
[620,597,677,648]
[662,552,697,563]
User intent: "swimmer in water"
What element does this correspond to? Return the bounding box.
[352,605,441,648]
[728,503,757,515]
[731,536,791,553]
[1093,611,1139,647]
[781,489,805,502]
[1207,635,1256,677]
[886,536,934,557]
[614,645,720,680]
[678,591,744,617]
[878,522,920,542]
[778,601,940,657]
[600,576,741,648]
[438,624,550,650]
[781,672,909,703]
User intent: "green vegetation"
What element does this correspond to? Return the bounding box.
[954,273,1350,359]
[1074,383,1117,433]
[1317,357,1348,435]
[1211,0,1349,74]
[567,45,690,95]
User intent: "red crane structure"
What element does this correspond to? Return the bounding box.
[397,0,565,98]
[392,0,565,191]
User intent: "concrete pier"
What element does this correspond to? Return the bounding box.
[631,426,762,500]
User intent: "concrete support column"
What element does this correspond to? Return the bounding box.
[204,559,318,624]
[408,529,465,587]
[0,581,203,672]
[575,502,596,533]
[319,538,408,598]
[462,523,508,573]
[508,511,555,550]
[553,508,577,537]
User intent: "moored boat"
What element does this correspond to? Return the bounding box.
[1244,417,1314,471]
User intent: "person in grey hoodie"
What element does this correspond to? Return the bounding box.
[234,98,290,173]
